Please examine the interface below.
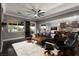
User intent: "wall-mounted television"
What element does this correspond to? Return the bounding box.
[60,22,66,28]
[51,27,57,30]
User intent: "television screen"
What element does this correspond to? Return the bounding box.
[51,27,57,30]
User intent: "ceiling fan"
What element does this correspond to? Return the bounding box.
[32,9,45,17]
[17,9,45,18]
[25,9,45,18]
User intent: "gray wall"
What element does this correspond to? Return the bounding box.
[2,15,26,41]
[0,3,2,52]
[36,10,79,32]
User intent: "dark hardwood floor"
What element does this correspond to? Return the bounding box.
[0,38,26,56]
[0,38,79,56]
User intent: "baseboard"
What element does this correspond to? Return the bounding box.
[3,37,25,42]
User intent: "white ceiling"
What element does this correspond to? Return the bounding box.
[2,3,79,21]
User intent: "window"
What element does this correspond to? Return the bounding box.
[8,21,24,32]
[17,22,24,32]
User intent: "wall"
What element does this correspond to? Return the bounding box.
[37,10,79,32]
[2,15,26,41]
[0,3,2,52]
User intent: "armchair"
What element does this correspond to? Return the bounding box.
[56,32,78,55]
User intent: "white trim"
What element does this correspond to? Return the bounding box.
[0,41,3,52]
[0,4,3,52]
[4,13,31,20]
[3,37,25,42]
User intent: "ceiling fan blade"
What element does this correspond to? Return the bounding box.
[32,9,36,13]
[38,12,45,16]
[38,9,41,12]
[17,12,30,16]
[39,11,45,13]
[31,4,41,14]
[42,12,45,15]
[38,14,41,17]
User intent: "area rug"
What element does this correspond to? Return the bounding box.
[12,41,45,56]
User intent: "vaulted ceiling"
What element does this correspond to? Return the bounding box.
[2,3,79,21]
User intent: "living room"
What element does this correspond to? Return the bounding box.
[0,3,79,56]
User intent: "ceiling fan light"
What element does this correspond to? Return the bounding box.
[34,14,38,17]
